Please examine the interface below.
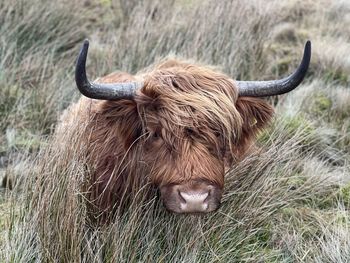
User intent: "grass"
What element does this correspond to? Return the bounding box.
[0,0,349,262]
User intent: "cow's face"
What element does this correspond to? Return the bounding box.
[132,62,274,213]
[141,105,227,213]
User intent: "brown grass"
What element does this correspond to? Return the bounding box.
[0,0,349,262]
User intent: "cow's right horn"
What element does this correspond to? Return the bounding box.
[75,39,142,100]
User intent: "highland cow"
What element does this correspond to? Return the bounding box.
[62,40,311,220]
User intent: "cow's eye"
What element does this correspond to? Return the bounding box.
[153,131,160,138]
[215,131,221,138]
[186,128,195,136]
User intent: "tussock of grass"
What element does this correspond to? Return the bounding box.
[3,115,349,262]
[1,0,350,262]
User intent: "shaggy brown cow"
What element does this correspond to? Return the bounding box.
[66,40,310,218]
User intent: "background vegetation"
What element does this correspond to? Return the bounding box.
[0,0,349,262]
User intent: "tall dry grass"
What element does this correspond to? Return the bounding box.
[0,0,349,262]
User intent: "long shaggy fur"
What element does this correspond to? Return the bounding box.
[58,59,274,221]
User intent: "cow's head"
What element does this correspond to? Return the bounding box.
[75,40,311,213]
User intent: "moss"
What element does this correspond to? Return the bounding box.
[305,91,350,154]
[316,192,338,209]
[280,207,295,217]
[339,183,350,206]
[285,115,313,133]
[324,69,349,85]
[273,56,294,75]
[255,227,273,244]
[99,0,112,5]
[258,114,316,147]
[282,115,316,147]
[266,43,294,76]
[287,175,306,191]
[296,29,310,39]
[311,183,350,210]
[315,95,332,112]
[310,93,332,116]
[257,127,272,144]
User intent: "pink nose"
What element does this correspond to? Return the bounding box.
[178,191,209,212]
[160,182,222,213]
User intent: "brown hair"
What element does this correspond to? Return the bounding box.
[59,59,274,221]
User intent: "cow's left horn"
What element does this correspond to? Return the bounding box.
[75,39,142,100]
[236,41,311,97]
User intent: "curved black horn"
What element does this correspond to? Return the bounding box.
[75,39,142,100]
[236,41,311,97]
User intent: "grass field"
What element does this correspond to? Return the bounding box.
[0,0,349,262]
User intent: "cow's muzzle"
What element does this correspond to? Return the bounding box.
[160,181,222,213]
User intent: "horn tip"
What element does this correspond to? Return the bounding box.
[305,40,311,51]
[79,39,90,59]
[83,39,89,48]
[303,40,311,68]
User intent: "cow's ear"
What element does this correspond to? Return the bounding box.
[100,99,142,150]
[235,97,274,145]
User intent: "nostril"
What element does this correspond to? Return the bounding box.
[204,190,210,202]
[178,190,187,203]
